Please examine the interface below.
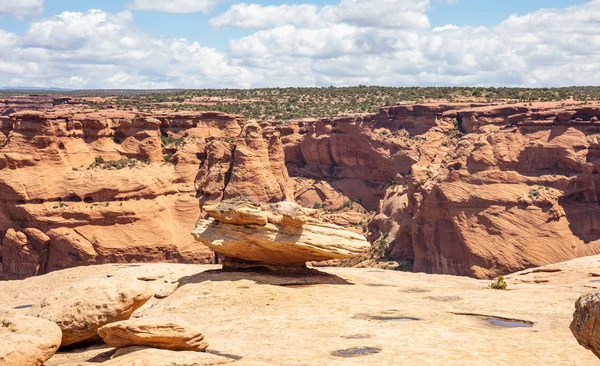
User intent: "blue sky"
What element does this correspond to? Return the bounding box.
[2,0,587,48]
[0,0,598,88]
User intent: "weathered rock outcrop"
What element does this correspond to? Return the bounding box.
[98,318,208,351]
[0,315,62,366]
[1,95,73,116]
[0,108,259,279]
[571,290,600,359]
[367,103,600,278]
[29,277,153,346]
[192,199,370,267]
[196,122,294,205]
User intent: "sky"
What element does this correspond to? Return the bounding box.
[0,0,598,89]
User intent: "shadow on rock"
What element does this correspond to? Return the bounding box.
[177,267,353,288]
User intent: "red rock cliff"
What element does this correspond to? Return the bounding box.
[3,101,600,279]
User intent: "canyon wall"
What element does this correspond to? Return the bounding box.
[0,109,292,279]
[2,100,600,279]
[368,104,600,278]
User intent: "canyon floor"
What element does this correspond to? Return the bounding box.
[1,256,599,365]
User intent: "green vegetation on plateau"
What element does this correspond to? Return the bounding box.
[5,86,600,121]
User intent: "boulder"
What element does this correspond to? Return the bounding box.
[193,199,370,266]
[102,346,234,366]
[98,318,208,351]
[0,315,62,366]
[29,278,153,346]
[570,291,600,359]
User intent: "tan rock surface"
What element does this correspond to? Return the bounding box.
[0,314,62,366]
[28,277,153,346]
[1,257,599,365]
[98,318,208,351]
[193,199,370,265]
[571,290,600,359]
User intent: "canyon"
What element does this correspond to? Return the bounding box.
[2,97,600,280]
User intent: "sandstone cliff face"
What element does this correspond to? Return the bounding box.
[0,106,301,279]
[196,122,294,206]
[0,109,246,279]
[4,100,600,280]
[369,103,600,278]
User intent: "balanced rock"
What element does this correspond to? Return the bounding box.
[29,278,153,347]
[192,199,370,267]
[103,346,233,366]
[571,291,600,359]
[98,318,208,351]
[0,315,62,366]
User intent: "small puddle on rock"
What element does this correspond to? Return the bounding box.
[454,313,533,328]
[341,334,373,339]
[591,280,600,284]
[355,313,421,322]
[484,317,533,328]
[428,296,461,302]
[13,305,33,310]
[403,288,430,293]
[376,316,421,322]
[331,347,381,358]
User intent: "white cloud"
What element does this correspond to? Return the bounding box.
[0,10,253,89]
[126,0,225,13]
[222,0,600,87]
[1,1,600,88]
[211,0,431,29]
[210,3,323,29]
[0,0,44,19]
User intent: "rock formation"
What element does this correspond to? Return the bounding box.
[192,199,370,267]
[196,122,294,205]
[571,290,600,359]
[1,95,73,116]
[98,318,208,352]
[3,99,600,279]
[363,103,600,278]
[29,277,153,346]
[0,315,62,366]
[2,256,599,365]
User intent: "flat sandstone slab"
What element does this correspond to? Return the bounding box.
[1,256,599,365]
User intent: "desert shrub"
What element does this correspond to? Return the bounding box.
[489,275,508,290]
[160,132,186,147]
[528,188,540,199]
[313,202,322,209]
[90,157,141,170]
